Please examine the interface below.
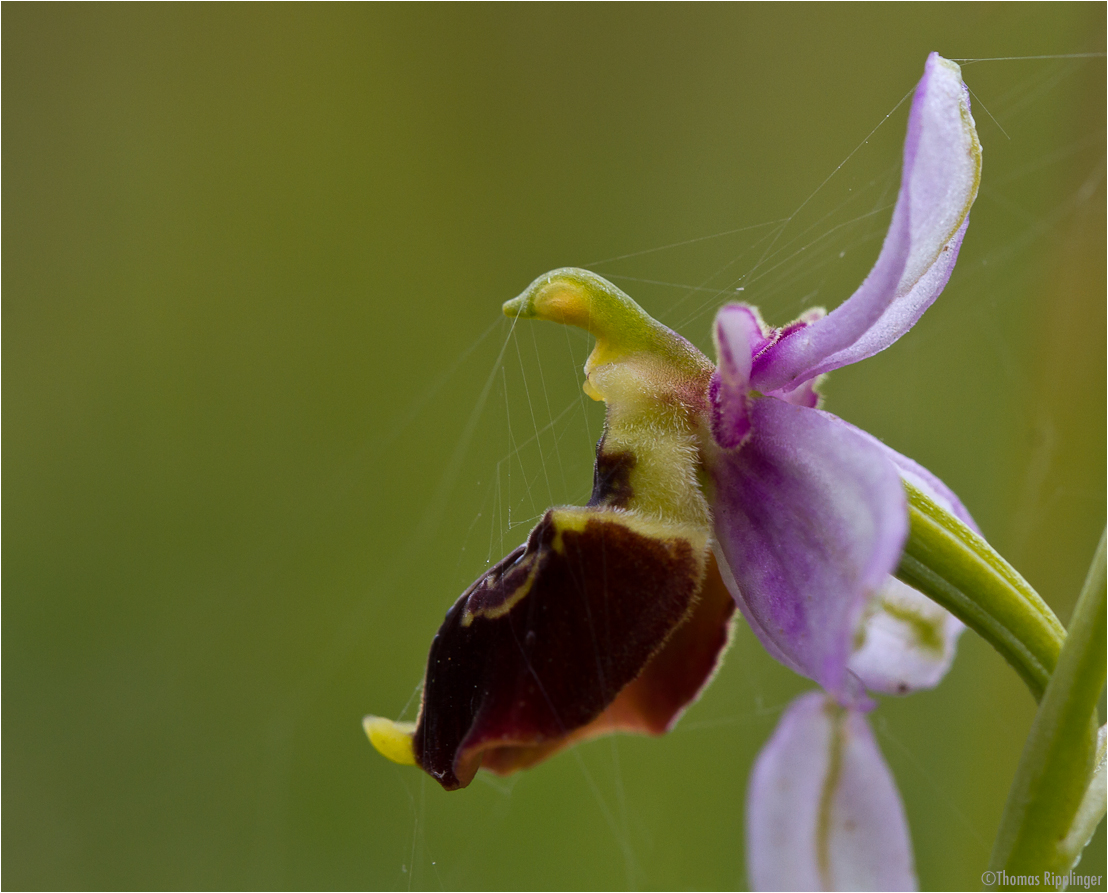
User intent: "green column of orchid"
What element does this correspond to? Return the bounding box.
[504,268,716,532]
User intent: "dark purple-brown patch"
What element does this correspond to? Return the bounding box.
[588,434,636,509]
[411,509,704,790]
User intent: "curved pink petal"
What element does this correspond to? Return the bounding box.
[872,441,982,535]
[769,411,972,694]
[821,413,981,535]
[752,53,981,394]
[848,575,965,695]
[747,692,916,892]
[709,399,908,702]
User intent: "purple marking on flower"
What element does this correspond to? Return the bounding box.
[747,692,916,892]
[710,304,764,449]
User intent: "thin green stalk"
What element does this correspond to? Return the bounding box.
[988,529,1107,886]
[895,483,1065,701]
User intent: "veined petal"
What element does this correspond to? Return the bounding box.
[848,575,965,695]
[752,53,981,393]
[709,399,908,702]
[747,692,916,892]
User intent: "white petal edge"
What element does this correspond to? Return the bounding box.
[848,575,966,695]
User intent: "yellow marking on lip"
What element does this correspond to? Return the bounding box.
[550,509,589,554]
[363,716,417,766]
[462,555,540,626]
[553,506,710,558]
[461,508,709,628]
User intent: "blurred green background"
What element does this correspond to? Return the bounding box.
[5,4,1105,890]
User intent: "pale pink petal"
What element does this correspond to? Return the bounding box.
[873,441,982,535]
[747,692,917,892]
[752,53,981,394]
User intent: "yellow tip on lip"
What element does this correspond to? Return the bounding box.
[363,715,417,766]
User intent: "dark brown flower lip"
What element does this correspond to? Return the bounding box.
[411,505,710,790]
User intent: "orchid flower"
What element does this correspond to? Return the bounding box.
[367,53,985,887]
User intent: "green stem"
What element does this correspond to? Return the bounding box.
[988,529,1107,885]
[895,488,1106,884]
[895,483,1065,701]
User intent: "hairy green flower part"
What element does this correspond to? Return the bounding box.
[503,267,712,396]
[506,267,716,531]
